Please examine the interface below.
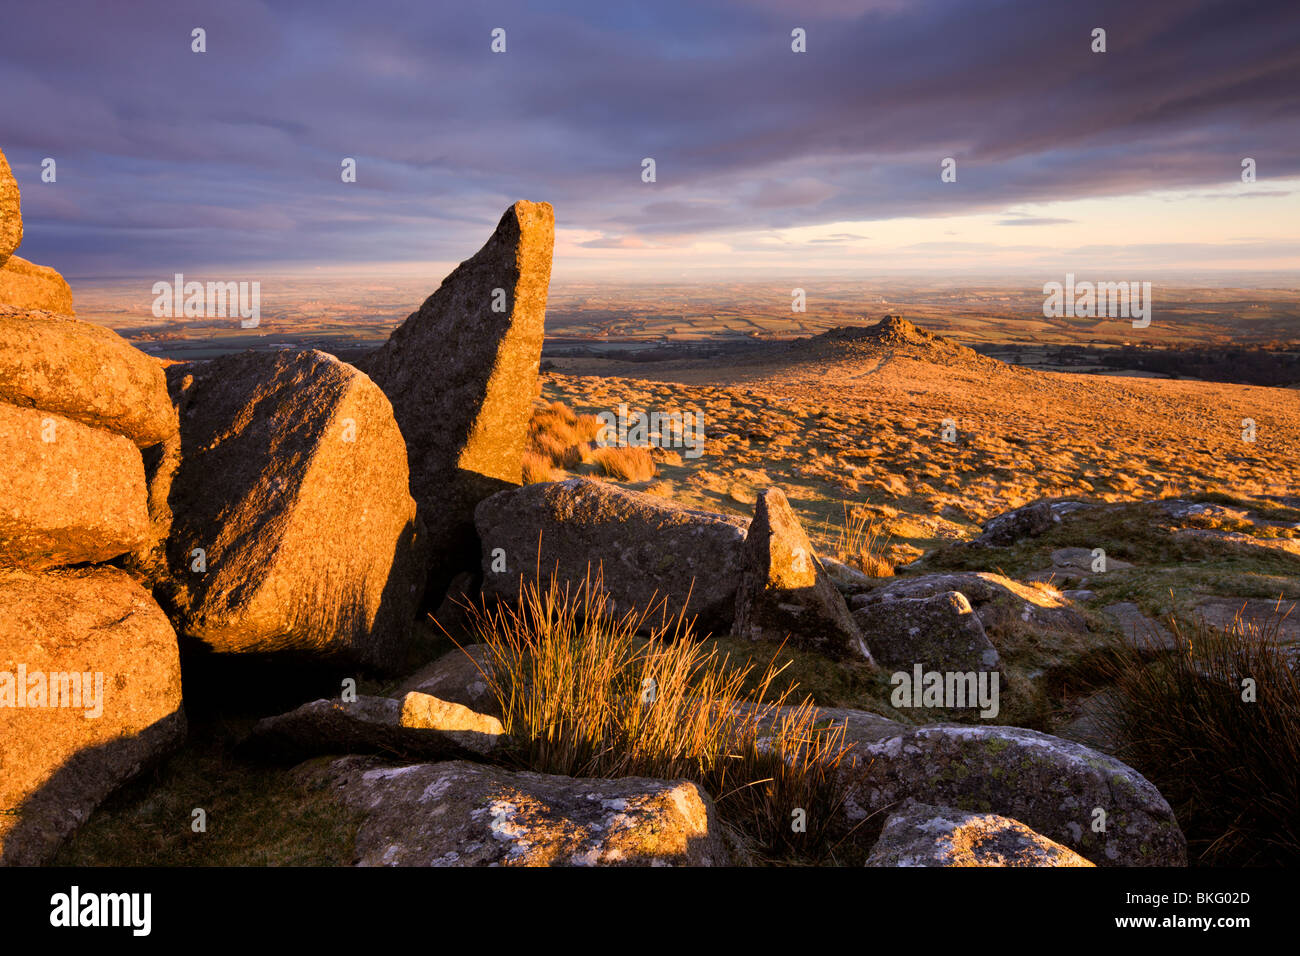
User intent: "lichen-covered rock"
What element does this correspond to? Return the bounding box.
[310,756,729,866]
[476,477,748,631]
[0,307,176,446]
[852,571,1086,639]
[360,201,555,590]
[392,644,500,719]
[853,590,1000,674]
[843,724,1186,866]
[733,488,871,661]
[244,692,503,760]
[0,257,74,314]
[867,802,1095,867]
[0,148,20,268]
[0,403,149,570]
[0,566,185,865]
[161,349,425,672]
[972,500,1058,546]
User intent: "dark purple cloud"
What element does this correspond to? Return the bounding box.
[0,0,1296,274]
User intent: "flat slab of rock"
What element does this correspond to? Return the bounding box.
[852,571,1086,638]
[1103,602,1177,653]
[972,500,1059,546]
[162,349,425,671]
[244,692,503,760]
[734,488,870,661]
[311,756,729,866]
[0,257,74,314]
[0,566,185,865]
[0,403,149,570]
[391,644,501,719]
[844,725,1186,866]
[853,590,1000,674]
[867,802,1094,867]
[0,148,20,267]
[1192,597,1300,643]
[476,477,748,631]
[360,201,554,588]
[0,308,176,445]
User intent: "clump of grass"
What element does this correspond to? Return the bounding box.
[1092,606,1300,865]
[457,569,856,863]
[828,501,893,577]
[592,445,657,482]
[526,401,604,475]
[522,450,558,484]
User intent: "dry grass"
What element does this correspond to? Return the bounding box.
[1093,606,1300,866]
[455,569,857,863]
[526,401,604,476]
[828,501,894,577]
[592,445,657,482]
[521,450,558,485]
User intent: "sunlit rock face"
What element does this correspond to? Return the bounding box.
[159,348,426,672]
[0,566,185,866]
[734,486,870,661]
[307,756,730,867]
[360,201,555,595]
[0,147,21,268]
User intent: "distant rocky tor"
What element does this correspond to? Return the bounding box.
[360,200,555,596]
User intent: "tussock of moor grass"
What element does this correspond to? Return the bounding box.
[827,501,893,577]
[526,400,604,474]
[457,569,856,862]
[1093,606,1300,865]
[592,444,657,482]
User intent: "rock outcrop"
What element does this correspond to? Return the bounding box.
[0,566,185,865]
[244,692,504,760]
[0,257,74,314]
[476,477,747,630]
[0,308,176,446]
[843,725,1186,866]
[0,403,149,570]
[309,756,729,866]
[0,149,22,268]
[853,590,1001,674]
[160,349,426,671]
[360,201,555,593]
[867,802,1095,867]
[733,487,871,661]
[391,644,500,719]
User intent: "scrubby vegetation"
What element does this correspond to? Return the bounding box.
[457,569,859,863]
[1093,611,1300,866]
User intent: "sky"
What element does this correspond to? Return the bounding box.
[2,0,1298,282]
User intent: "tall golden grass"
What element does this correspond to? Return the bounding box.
[827,501,893,577]
[453,568,857,862]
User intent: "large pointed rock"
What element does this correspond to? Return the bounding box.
[0,257,74,314]
[0,566,185,866]
[161,349,426,672]
[0,403,149,570]
[733,488,871,661]
[359,201,554,591]
[0,148,19,268]
[0,308,176,446]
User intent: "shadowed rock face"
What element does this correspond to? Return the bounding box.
[359,201,554,593]
[475,477,748,631]
[0,308,176,446]
[0,148,20,268]
[853,590,1001,675]
[310,755,729,866]
[733,487,871,661]
[867,802,1095,867]
[160,349,426,672]
[0,566,185,866]
[0,403,149,570]
[0,257,74,314]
